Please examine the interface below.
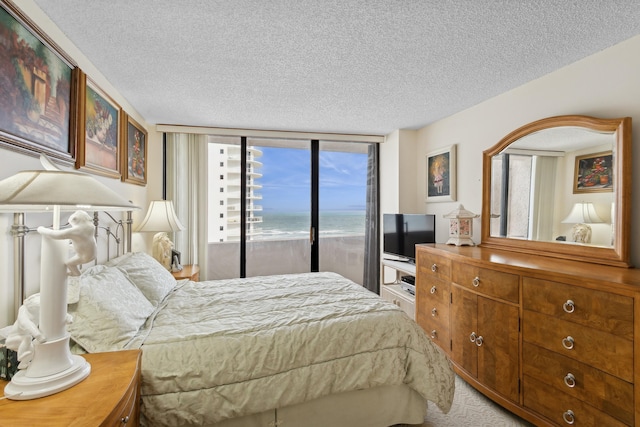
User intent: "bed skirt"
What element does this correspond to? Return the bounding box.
[210,384,427,427]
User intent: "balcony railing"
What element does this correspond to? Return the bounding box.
[206,235,365,285]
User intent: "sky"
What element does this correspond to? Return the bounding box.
[258,146,368,212]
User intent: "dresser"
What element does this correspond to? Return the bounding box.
[0,350,142,426]
[416,244,640,427]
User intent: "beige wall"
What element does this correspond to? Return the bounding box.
[399,34,640,267]
[0,1,161,326]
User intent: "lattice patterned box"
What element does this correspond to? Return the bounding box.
[0,341,18,380]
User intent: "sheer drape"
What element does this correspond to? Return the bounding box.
[362,143,380,293]
[165,133,209,280]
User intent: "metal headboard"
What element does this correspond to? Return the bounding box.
[11,210,133,319]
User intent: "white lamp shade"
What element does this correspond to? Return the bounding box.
[136,200,185,232]
[561,202,604,224]
[0,170,137,211]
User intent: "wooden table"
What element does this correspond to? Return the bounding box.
[0,350,141,426]
[171,264,200,281]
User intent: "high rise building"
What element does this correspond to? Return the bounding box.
[208,143,263,242]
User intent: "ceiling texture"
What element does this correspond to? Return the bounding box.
[31,1,640,136]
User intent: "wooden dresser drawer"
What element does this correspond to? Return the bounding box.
[523,310,633,382]
[523,277,633,339]
[416,278,450,351]
[416,276,449,308]
[416,249,451,281]
[524,375,629,427]
[523,342,633,426]
[451,263,519,303]
[108,372,140,426]
[419,311,450,350]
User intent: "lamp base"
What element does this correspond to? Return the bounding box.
[3,335,91,400]
[446,236,476,246]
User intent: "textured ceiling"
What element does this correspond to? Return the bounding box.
[30,1,640,136]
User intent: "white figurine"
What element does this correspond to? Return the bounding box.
[38,210,97,276]
[572,223,592,244]
[152,232,173,270]
[5,294,74,369]
[5,294,45,369]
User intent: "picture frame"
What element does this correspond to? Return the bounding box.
[76,73,121,178]
[121,112,148,186]
[0,0,78,164]
[573,151,613,194]
[426,144,457,202]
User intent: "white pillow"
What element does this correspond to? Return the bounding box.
[106,252,176,306]
[67,265,154,353]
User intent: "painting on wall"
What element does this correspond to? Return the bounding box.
[426,144,457,202]
[0,1,77,164]
[122,113,147,186]
[76,74,121,178]
[573,151,613,194]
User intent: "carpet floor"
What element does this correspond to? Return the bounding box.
[419,375,536,427]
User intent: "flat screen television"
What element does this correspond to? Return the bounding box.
[383,213,436,262]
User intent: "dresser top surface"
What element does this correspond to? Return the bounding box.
[418,244,640,289]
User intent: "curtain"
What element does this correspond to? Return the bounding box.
[362,143,380,293]
[530,155,558,241]
[165,133,209,280]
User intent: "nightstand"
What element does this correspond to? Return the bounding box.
[0,349,142,426]
[171,264,200,281]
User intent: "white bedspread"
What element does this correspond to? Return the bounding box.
[129,272,454,426]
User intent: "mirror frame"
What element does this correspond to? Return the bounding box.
[481,115,632,267]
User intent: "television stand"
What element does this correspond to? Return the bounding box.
[380,259,416,320]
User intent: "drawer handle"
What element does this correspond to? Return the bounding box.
[564,373,576,388]
[121,415,130,424]
[562,336,575,350]
[431,308,437,317]
[431,264,438,272]
[431,330,437,339]
[562,409,575,425]
[470,332,477,342]
[430,285,437,294]
[475,335,483,347]
[563,299,575,314]
[472,276,480,287]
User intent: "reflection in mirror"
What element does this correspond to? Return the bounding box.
[489,127,615,247]
[481,115,631,267]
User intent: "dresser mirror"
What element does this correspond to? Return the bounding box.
[481,115,631,267]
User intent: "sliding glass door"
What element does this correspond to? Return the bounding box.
[245,138,311,277]
[318,140,369,285]
[207,135,375,285]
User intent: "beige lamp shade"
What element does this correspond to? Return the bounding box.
[561,202,604,224]
[0,169,137,212]
[136,200,185,232]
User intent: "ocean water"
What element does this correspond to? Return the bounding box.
[253,210,365,240]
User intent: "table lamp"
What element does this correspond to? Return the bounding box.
[561,202,604,243]
[135,200,185,270]
[0,155,137,400]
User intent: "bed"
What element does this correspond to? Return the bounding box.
[65,252,454,427]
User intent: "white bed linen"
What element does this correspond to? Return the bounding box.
[127,272,454,426]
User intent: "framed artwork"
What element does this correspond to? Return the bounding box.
[573,151,613,194]
[0,1,77,164]
[122,113,147,185]
[426,144,457,202]
[76,73,121,178]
